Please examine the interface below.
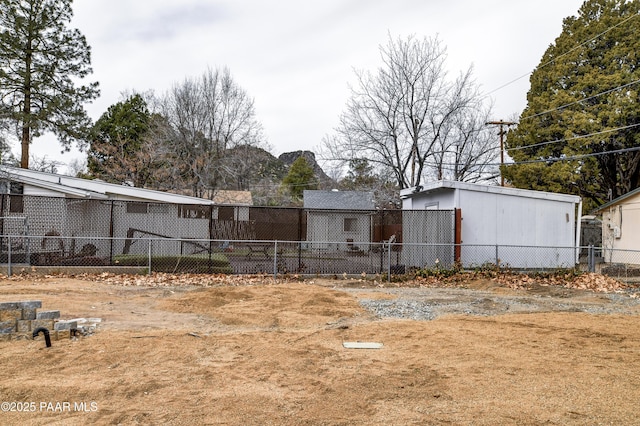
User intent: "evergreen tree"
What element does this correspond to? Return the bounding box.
[88,94,162,187]
[503,0,640,210]
[341,159,378,190]
[282,156,317,199]
[0,0,99,169]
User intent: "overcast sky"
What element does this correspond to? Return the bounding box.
[27,0,585,173]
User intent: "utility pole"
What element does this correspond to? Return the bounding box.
[485,120,517,186]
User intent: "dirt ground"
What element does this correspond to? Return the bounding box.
[1,274,640,425]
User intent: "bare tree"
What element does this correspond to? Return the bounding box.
[28,155,62,173]
[160,67,266,199]
[430,100,498,183]
[322,34,496,189]
[66,157,87,176]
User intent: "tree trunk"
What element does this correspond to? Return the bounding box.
[21,125,30,169]
[21,31,33,169]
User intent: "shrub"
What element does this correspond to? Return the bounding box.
[113,254,232,274]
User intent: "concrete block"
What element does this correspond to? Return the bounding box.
[16,320,31,333]
[0,321,15,334]
[0,309,22,322]
[17,301,42,309]
[54,320,77,331]
[36,310,60,320]
[0,302,19,310]
[22,308,37,320]
[32,319,54,331]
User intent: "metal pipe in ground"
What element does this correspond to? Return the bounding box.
[33,327,52,348]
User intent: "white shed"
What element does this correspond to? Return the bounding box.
[400,181,582,269]
[303,190,375,251]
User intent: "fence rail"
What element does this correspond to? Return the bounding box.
[1,234,639,281]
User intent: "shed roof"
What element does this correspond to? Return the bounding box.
[400,180,581,204]
[213,190,252,206]
[0,165,215,205]
[594,186,640,212]
[303,190,375,210]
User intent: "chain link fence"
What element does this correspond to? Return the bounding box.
[1,195,639,281]
[1,232,640,283]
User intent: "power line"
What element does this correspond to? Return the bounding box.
[483,10,640,97]
[414,145,640,170]
[241,143,640,191]
[518,78,640,122]
[506,122,640,152]
[509,145,640,166]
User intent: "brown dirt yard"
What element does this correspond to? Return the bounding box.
[1,273,640,425]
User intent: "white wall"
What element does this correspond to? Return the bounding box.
[111,203,210,256]
[405,187,578,268]
[601,192,640,264]
[307,212,371,251]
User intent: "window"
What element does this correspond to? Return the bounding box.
[178,204,211,219]
[126,202,148,214]
[344,217,358,232]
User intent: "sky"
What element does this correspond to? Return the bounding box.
[25,0,586,174]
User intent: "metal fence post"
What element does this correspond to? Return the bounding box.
[588,244,595,273]
[495,245,499,269]
[387,242,392,283]
[7,235,11,277]
[148,239,152,275]
[273,240,278,279]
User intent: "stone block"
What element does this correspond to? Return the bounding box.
[16,320,31,333]
[22,308,37,320]
[36,310,60,320]
[0,309,22,322]
[0,321,15,334]
[32,319,54,331]
[54,320,78,331]
[17,301,42,310]
[0,302,18,311]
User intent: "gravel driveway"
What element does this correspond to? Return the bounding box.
[343,285,640,320]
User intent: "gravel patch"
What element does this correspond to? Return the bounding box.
[351,287,640,320]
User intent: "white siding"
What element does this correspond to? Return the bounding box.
[23,184,66,197]
[307,212,371,251]
[457,191,576,268]
[601,192,640,264]
[403,183,579,268]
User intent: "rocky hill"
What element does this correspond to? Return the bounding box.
[278,150,334,187]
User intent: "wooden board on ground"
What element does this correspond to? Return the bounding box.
[343,341,384,349]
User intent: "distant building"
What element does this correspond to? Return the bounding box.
[303,190,375,251]
[0,165,252,259]
[595,187,640,264]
